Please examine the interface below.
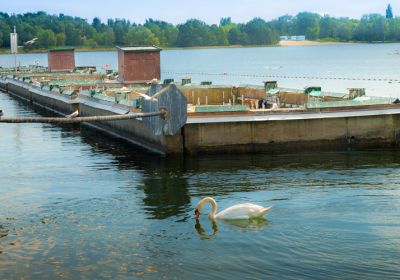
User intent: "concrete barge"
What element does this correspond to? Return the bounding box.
[1,47,400,155]
[2,73,400,155]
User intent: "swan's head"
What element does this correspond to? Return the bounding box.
[195,197,216,219]
[194,203,205,219]
[194,208,200,220]
[194,198,207,219]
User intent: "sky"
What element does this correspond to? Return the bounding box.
[1,0,397,24]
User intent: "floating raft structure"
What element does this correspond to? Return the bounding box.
[2,65,400,155]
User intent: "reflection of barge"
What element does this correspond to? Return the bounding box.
[1,47,400,155]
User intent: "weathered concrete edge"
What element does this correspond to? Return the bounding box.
[183,113,400,155]
[187,108,400,124]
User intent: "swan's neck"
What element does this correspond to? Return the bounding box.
[201,197,218,219]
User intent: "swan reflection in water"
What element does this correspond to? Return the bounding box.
[195,218,269,239]
[195,219,218,240]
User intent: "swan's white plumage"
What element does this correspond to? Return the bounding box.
[215,203,271,219]
[195,197,272,220]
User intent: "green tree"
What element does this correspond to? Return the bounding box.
[270,15,294,36]
[5,10,400,50]
[294,12,321,39]
[220,17,232,26]
[387,18,400,41]
[228,25,248,45]
[0,20,9,47]
[219,17,236,35]
[386,4,393,19]
[336,19,354,41]
[92,17,102,31]
[65,22,83,46]
[144,19,178,46]
[56,32,66,46]
[83,38,98,48]
[0,12,9,19]
[124,26,159,46]
[319,16,337,38]
[104,28,115,46]
[244,18,276,45]
[113,19,130,45]
[355,14,387,42]
[0,21,10,48]
[37,28,56,48]
[20,23,36,45]
[176,19,212,47]
[210,24,228,45]
[162,24,178,46]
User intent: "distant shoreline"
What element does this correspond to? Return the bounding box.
[0,41,386,55]
[1,45,277,54]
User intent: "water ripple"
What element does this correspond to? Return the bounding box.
[1,91,400,279]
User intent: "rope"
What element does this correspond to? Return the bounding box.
[0,110,165,124]
[162,71,400,83]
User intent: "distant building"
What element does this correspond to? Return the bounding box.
[48,48,75,72]
[280,35,306,41]
[117,46,161,83]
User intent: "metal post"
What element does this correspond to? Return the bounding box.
[14,53,17,74]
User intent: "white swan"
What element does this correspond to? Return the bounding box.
[195,197,272,220]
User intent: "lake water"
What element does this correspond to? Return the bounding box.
[1,46,400,279]
[1,43,400,96]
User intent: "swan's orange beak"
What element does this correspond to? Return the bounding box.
[195,209,200,220]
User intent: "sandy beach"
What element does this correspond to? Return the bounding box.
[278,40,352,47]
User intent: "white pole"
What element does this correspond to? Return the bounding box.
[11,26,18,74]
[14,26,17,74]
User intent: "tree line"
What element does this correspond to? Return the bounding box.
[0,5,399,50]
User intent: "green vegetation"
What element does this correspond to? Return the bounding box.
[386,4,394,19]
[0,5,399,51]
